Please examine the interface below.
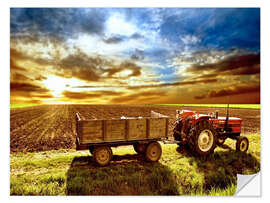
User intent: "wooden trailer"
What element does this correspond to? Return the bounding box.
[75,111,169,166]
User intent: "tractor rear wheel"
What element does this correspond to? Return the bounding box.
[190,121,217,156]
[93,146,112,166]
[236,136,249,152]
[133,143,146,154]
[145,141,162,162]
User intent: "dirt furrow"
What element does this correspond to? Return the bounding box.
[10,106,60,152]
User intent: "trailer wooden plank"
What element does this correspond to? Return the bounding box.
[105,120,126,141]
[148,118,166,138]
[128,119,147,140]
[80,120,103,143]
[81,135,104,143]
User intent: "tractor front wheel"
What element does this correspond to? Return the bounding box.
[236,136,249,152]
[191,121,217,156]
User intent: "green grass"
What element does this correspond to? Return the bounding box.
[157,104,260,109]
[10,104,40,109]
[10,134,260,196]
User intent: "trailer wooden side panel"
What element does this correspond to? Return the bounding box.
[148,118,167,138]
[128,119,147,140]
[80,120,103,143]
[105,120,126,141]
[76,111,169,146]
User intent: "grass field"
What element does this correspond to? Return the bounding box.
[10,133,260,196]
[157,104,260,109]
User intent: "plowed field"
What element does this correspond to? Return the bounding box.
[10,104,260,153]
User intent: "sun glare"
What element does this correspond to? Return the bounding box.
[42,76,85,97]
[42,76,67,97]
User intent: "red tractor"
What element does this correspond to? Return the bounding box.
[173,107,249,156]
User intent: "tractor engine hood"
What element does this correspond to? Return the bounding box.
[196,113,241,121]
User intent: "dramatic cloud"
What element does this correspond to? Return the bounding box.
[57,51,142,81]
[186,53,260,76]
[131,49,144,61]
[11,46,143,83]
[110,91,168,104]
[11,8,108,39]
[69,78,217,90]
[208,84,260,98]
[10,82,49,93]
[103,36,125,44]
[35,75,47,81]
[57,51,103,81]
[62,90,123,100]
[117,61,142,77]
[127,79,218,90]
[11,72,32,82]
[194,83,260,99]
[10,82,53,103]
[10,59,26,71]
[130,33,144,40]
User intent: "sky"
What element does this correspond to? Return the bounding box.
[10,8,260,104]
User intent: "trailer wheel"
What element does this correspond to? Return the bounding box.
[133,143,146,154]
[217,137,226,146]
[236,136,249,152]
[145,141,162,162]
[191,121,217,156]
[93,146,112,166]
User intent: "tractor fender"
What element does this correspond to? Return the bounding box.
[194,116,211,124]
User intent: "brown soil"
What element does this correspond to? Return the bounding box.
[10,104,260,153]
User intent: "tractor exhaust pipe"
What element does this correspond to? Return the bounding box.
[215,110,219,119]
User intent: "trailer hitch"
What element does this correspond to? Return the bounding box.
[162,139,181,145]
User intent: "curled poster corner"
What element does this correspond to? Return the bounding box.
[235,172,261,196]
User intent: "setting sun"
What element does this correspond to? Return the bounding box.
[42,76,86,98]
[42,76,66,97]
